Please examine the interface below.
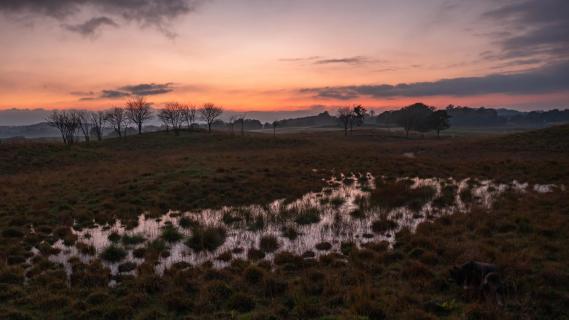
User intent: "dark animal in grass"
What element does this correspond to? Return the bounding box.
[450,261,503,305]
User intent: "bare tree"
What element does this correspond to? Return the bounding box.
[126,96,153,135]
[77,111,94,143]
[337,107,353,136]
[89,111,106,141]
[105,107,127,138]
[238,113,247,136]
[46,110,81,145]
[199,103,223,133]
[159,103,184,135]
[272,121,279,138]
[228,115,238,135]
[181,104,197,130]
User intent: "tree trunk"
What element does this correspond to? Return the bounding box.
[208,123,212,133]
[138,123,142,135]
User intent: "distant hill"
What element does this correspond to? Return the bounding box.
[276,111,338,127]
[0,122,60,139]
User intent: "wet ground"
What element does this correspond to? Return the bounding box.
[29,173,563,281]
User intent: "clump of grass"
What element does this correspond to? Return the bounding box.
[132,247,146,258]
[460,188,473,203]
[121,234,145,246]
[178,216,198,229]
[433,185,458,208]
[118,261,137,273]
[76,242,95,255]
[315,242,332,251]
[371,217,398,234]
[107,232,121,243]
[247,248,266,261]
[186,226,226,252]
[281,225,299,240]
[100,245,127,263]
[329,195,346,207]
[259,235,279,253]
[161,225,183,243]
[294,207,321,225]
[222,211,242,225]
[370,182,436,211]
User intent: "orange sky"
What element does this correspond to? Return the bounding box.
[0,0,567,112]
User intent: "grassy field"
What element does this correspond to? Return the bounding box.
[1,126,569,319]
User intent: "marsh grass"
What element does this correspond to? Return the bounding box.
[160,225,183,243]
[2,127,569,319]
[186,226,227,252]
[100,245,127,263]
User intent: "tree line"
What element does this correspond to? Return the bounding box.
[375,103,451,137]
[46,96,224,145]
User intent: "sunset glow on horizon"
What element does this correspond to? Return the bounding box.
[1,0,568,112]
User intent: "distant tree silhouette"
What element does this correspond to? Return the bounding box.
[200,103,223,133]
[105,107,127,138]
[337,107,353,136]
[46,110,80,145]
[429,110,451,137]
[77,111,93,143]
[89,111,106,141]
[272,121,279,137]
[181,104,197,129]
[353,105,367,130]
[395,103,435,137]
[159,103,184,135]
[126,96,153,135]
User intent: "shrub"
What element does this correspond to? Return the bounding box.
[259,235,280,253]
[100,245,127,263]
[186,226,226,252]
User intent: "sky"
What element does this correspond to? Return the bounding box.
[0,0,568,115]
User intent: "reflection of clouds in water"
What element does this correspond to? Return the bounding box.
[34,174,561,280]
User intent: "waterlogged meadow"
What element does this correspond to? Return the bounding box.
[31,173,563,282]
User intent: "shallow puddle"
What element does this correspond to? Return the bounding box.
[31,173,562,280]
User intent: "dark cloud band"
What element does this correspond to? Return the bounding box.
[301,61,569,100]
[0,0,204,37]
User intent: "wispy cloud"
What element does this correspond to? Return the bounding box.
[62,16,118,37]
[77,83,175,100]
[281,56,381,66]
